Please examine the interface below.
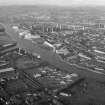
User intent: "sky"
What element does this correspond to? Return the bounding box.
[0,0,105,6]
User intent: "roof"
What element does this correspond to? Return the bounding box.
[32,37,44,44]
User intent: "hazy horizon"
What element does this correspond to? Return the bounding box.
[0,0,105,6]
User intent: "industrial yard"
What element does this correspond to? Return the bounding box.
[0,5,105,105]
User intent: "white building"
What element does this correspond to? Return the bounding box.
[24,33,40,40]
[78,53,91,60]
[94,49,105,55]
[56,48,69,55]
[43,41,56,52]
[0,67,15,73]
[12,26,19,32]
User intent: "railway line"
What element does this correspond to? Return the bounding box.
[3,23,105,82]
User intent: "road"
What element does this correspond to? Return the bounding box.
[3,23,105,81]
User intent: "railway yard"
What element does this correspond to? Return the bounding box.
[0,23,104,105]
[0,6,105,105]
